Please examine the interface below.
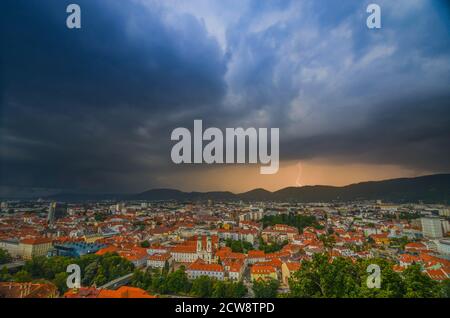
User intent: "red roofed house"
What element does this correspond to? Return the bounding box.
[64,286,156,298]
[147,252,173,269]
[247,250,266,264]
[20,238,53,260]
[0,282,58,298]
[186,259,225,280]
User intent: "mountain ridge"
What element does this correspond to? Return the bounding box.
[39,173,450,203]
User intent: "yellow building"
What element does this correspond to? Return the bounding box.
[250,265,277,281]
[281,262,301,286]
[19,238,53,260]
[83,234,104,243]
[370,234,390,246]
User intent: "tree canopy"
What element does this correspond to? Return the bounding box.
[289,254,444,298]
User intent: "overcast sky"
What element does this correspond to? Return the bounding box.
[1,0,450,196]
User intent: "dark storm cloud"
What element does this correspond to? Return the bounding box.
[281,94,450,171]
[1,0,450,195]
[2,0,226,112]
[1,0,227,192]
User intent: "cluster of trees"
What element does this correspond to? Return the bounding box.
[93,213,109,222]
[0,252,134,293]
[225,239,254,253]
[289,254,450,298]
[252,279,279,298]
[389,236,410,250]
[261,214,320,232]
[0,248,12,265]
[131,267,247,297]
[258,238,288,254]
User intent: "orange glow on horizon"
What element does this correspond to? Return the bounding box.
[156,160,435,193]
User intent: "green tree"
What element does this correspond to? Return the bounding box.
[252,279,279,298]
[261,214,319,232]
[14,270,32,283]
[140,240,150,248]
[0,266,12,282]
[441,279,450,298]
[166,269,190,294]
[357,259,405,298]
[289,254,360,297]
[318,234,336,253]
[212,281,228,298]
[191,276,214,297]
[233,281,248,298]
[0,248,12,264]
[403,265,441,298]
[131,268,153,291]
[53,272,69,293]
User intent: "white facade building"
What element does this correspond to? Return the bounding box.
[421,217,443,238]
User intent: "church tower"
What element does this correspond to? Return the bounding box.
[206,236,212,253]
[196,236,202,253]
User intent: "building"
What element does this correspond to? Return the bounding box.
[0,239,21,258]
[147,253,173,268]
[437,239,450,255]
[170,235,217,263]
[247,250,266,264]
[49,242,106,258]
[261,224,298,243]
[281,262,301,286]
[250,264,277,281]
[64,286,156,298]
[47,202,67,224]
[186,259,225,280]
[20,238,53,260]
[421,217,443,238]
[0,282,58,298]
[0,238,53,260]
[227,261,245,281]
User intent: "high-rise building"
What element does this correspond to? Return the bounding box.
[47,202,67,224]
[0,202,8,212]
[421,217,443,238]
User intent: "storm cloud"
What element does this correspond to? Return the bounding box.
[1,0,449,195]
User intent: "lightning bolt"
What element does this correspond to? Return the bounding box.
[295,162,303,187]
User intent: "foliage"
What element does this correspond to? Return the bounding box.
[131,267,247,297]
[191,275,214,297]
[389,236,409,250]
[14,270,33,283]
[261,214,319,232]
[289,254,443,298]
[258,238,288,253]
[17,252,134,293]
[0,266,12,282]
[252,279,279,298]
[441,279,450,298]
[0,248,12,265]
[225,239,254,253]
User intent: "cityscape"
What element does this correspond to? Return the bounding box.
[0,175,449,298]
[2,0,450,304]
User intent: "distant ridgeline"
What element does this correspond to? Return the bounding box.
[40,174,450,204]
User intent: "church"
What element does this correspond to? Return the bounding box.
[170,235,218,264]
